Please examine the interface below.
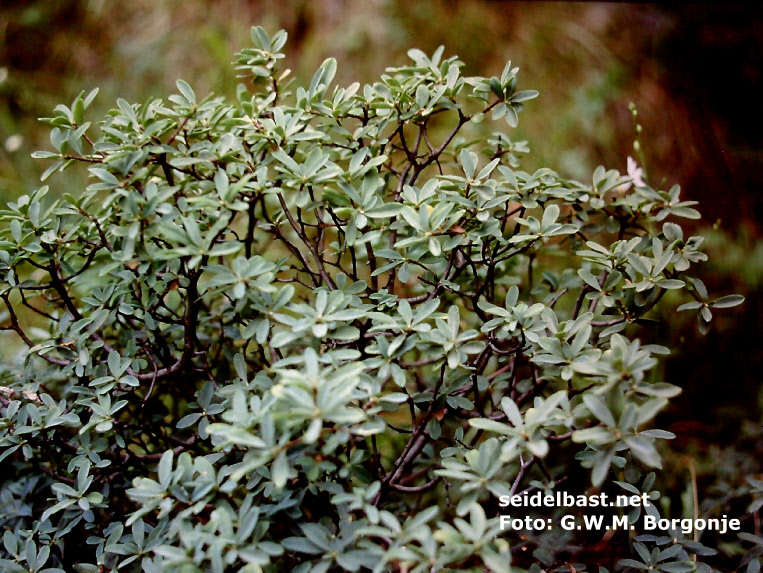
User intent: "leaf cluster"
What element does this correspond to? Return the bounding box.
[0,26,747,572]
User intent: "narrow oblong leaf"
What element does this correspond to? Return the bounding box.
[582,394,616,427]
[710,294,745,308]
[176,80,196,105]
[158,450,174,489]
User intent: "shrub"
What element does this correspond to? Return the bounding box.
[0,26,749,572]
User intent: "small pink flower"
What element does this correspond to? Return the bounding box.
[615,157,646,193]
[627,156,645,187]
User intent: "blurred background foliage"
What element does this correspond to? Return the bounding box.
[1,0,761,546]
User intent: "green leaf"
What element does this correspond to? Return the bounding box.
[366,203,404,218]
[3,530,17,556]
[710,294,744,308]
[504,105,518,127]
[591,448,615,486]
[469,418,513,434]
[89,167,120,186]
[500,397,523,427]
[427,418,441,440]
[655,279,684,289]
[639,429,675,439]
[582,394,615,427]
[176,413,203,429]
[176,80,196,105]
[510,89,539,103]
[572,427,614,445]
[579,268,601,290]
[158,450,174,489]
[541,203,560,229]
[459,148,476,180]
[271,451,289,488]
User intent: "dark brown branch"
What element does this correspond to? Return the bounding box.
[277,193,336,289]
[0,293,70,367]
